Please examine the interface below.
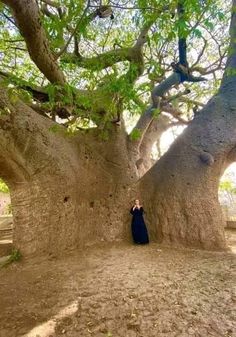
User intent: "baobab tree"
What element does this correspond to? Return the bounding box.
[0,0,233,255]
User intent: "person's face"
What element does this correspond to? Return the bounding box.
[135,199,140,206]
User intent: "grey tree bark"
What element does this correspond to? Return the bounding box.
[139,83,236,250]
[136,0,236,251]
[0,87,135,256]
[0,0,236,256]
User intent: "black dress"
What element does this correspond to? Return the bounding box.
[130,206,149,244]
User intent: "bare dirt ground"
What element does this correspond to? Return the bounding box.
[0,230,235,337]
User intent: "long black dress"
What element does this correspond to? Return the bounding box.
[130,206,149,244]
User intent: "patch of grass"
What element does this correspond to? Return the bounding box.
[1,248,22,268]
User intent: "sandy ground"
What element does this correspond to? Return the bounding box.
[0,231,235,337]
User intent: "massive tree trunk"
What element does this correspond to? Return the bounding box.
[1,83,235,256]
[139,83,236,250]
[137,2,236,251]
[1,0,236,256]
[0,87,136,256]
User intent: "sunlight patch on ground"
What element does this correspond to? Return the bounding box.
[23,301,78,337]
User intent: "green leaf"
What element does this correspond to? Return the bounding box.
[48,124,62,133]
[130,128,142,141]
[0,179,9,193]
[152,108,161,118]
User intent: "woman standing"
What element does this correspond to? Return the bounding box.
[130,199,149,244]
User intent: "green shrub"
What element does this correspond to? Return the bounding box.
[0,179,9,193]
[1,249,22,268]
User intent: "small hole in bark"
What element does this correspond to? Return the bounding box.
[90,201,94,208]
[64,196,70,203]
[109,194,113,197]
[222,115,225,117]
[187,182,190,185]
[85,155,88,159]
[171,174,175,177]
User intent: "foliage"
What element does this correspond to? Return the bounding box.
[0,178,9,193]
[1,248,22,268]
[0,0,230,129]
[130,128,142,140]
[219,180,236,194]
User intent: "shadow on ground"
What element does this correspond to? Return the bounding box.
[0,228,235,337]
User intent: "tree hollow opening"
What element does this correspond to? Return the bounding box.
[219,163,236,253]
[0,178,13,257]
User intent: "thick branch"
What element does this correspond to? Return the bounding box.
[62,48,132,71]
[178,96,204,107]
[62,12,157,74]
[221,0,236,88]
[135,112,187,176]
[227,146,236,165]
[139,114,171,155]
[0,70,49,102]
[161,102,189,124]
[132,0,207,150]
[124,20,158,84]
[0,68,121,122]
[135,114,172,175]
[133,73,181,144]
[2,0,66,84]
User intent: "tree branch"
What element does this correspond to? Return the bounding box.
[191,37,208,68]
[40,3,56,18]
[136,114,172,174]
[124,19,159,84]
[62,10,158,75]
[161,102,189,124]
[133,72,182,146]
[227,146,236,164]
[2,0,66,84]
[0,70,49,102]
[178,96,204,107]
[62,47,132,71]
[221,0,236,88]
[0,69,123,123]
[2,11,17,27]
[40,0,61,9]
[131,0,208,150]
[56,5,98,59]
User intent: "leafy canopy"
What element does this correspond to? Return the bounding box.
[0,0,230,128]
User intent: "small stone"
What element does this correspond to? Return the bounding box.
[190,310,197,315]
[188,327,195,334]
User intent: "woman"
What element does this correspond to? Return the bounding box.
[130,199,149,244]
